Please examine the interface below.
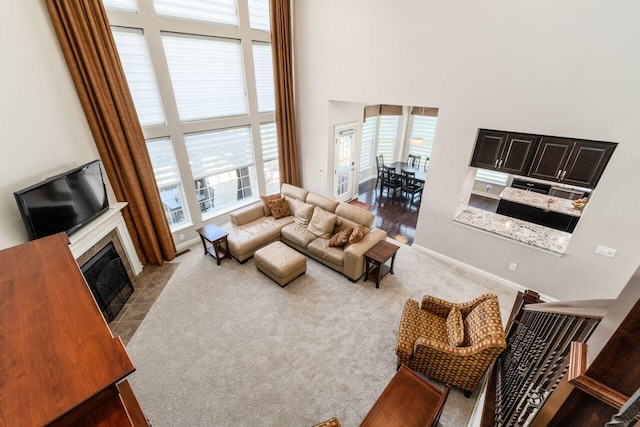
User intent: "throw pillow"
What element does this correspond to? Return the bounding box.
[329,228,353,247]
[307,207,338,238]
[446,307,465,347]
[261,193,281,216]
[347,224,366,245]
[288,198,314,227]
[267,197,292,219]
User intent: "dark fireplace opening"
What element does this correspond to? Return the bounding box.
[81,242,134,322]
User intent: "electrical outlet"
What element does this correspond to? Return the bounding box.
[595,245,617,258]
[459,199,465,207]
[179,234,185,241]
[509,262,517,271]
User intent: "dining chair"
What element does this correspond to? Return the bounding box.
[407,154,421,169]
[375,155,385,188]
[400,169,423,207]
[380,165,402,199]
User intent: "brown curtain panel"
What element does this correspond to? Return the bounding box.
[45,0,175,265]
[270,0,300,186]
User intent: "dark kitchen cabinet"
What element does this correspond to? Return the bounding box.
[470,130,539,175]
[496,199,579,233]
[529,138,616,188]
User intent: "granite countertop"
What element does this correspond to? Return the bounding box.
[499,187,584,217]
[511,175,592,194]
[454,206,571,254]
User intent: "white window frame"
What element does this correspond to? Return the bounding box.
[105,0,275,234]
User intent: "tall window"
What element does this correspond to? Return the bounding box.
[408,115,437,163]
[146,137,187,227]
[105,0,277,230]
[360,117,376,171]
[376,116,399,162]
[260,122,279,194]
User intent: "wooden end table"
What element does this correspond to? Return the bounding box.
[196,223,230,265]
[360,366,449,427]
[364,240,400,288]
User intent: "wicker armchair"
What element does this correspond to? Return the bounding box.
[395,293,506,396]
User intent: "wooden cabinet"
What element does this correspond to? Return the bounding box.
[528,138,616,188]
[496,199,579,233]
[470,129,539,175]
[0,233,149,427]
[471,129,617,189]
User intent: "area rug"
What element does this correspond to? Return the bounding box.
[126,241,518,426]
[347,199,373,210]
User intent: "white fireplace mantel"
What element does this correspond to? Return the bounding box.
[68,202,143,275]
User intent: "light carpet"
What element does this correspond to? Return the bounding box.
[126,241,518,427]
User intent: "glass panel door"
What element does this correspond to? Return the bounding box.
[334,123,358,203]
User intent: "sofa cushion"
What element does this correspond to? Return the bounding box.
[261,193,281,216]
[268,197,292,219]
[335,203,375,228]
[446,307,465,347]
[307,207,338,238]
[329,228,353,247]
[308,238,345,266]
[281,223,317,248]
[348,224,366,244]
[306,192,339,213]
[227,216,292,259]
[287,198,314,227]
[281,183,309,201]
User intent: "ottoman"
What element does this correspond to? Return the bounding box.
[254,241,306,287]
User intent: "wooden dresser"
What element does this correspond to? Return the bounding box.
[0,233,148,426]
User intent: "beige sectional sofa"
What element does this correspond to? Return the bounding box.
[225,183,387,281]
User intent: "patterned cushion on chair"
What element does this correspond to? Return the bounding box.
[312,417,341,427]
[446,307,464,347]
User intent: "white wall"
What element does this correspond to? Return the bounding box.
[293,0,640,300]
[0,2,103,249]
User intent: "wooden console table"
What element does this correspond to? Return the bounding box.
[0,233,148,426]
[360,366,449,426]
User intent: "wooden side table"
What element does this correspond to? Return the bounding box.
[360,366,449,427]
[363,240,400,288]
[196,223,230,265]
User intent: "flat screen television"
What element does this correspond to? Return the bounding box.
[14,160,109,241]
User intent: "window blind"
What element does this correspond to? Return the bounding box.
[376,115,398,161]
[111,27,165,127]
[360,117,376,170]
[248,0,270,31]
[252,43,275,113]
[153,0,237,25]
[260,122,278,161]
[185,126,254,179]
[146,137,181,187]
[475,168,509,186]
[162,33,247,122]
[103,0,137,12]
[408,115,437,160]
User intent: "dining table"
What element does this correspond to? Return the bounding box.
[386,161,427,183]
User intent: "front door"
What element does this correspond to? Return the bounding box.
[334,123,358,203]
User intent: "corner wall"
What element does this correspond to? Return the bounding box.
[0,2,103,249]
[293,0,640,300]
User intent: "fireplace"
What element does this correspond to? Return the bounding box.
[81,242,134,322]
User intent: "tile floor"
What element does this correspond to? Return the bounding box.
[109,258,180,345]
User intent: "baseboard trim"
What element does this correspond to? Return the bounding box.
[411,243,558,302]
[176,237,200,253]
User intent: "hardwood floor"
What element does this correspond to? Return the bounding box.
[468,193,499,212]
[356,179,418,245]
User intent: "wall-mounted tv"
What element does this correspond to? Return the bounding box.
[14,160,109,241]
